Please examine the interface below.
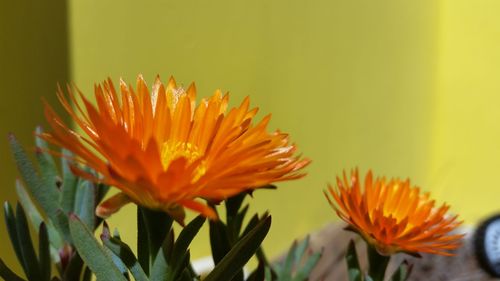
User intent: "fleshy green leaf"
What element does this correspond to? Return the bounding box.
[264,267,273,281]
[281,241,297,278]
[365,274,374,281]
[209,219,231,265]
[16,180,64,251]
[272,236,321,281]
[246,259,265,281]
[69,214,127,281]
[346,240,363,281]
[150,229,174,281]
[166,216,205,281]
[74,181,96,230]
[101,223,149,281]
[54,209,71,243]
[172,216,205,259]
[138,207,173,274]
[3,202,24,271]
[8,135,61,231]
[367,245,390,281]
[204,215,271,281]
[62,254,84,281]
[15,203,42,281]
[60,149,78,214]
[38,223,51,281]
[292,252,321,281]
[0,258,26,281]
[389,260,413,281]
[15,180,43,231]
[225,193,246,219]
[34,128,60,197]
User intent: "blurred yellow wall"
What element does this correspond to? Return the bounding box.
[431,0,500,222]
[2,0,500,272]
[0,0,70,273]
[67,0,439,259]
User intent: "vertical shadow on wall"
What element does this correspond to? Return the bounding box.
[0,0,70,274]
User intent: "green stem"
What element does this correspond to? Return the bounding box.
[367,246,391,281]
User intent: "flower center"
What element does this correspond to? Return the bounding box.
[160,140,207,182]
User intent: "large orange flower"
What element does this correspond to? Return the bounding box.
[325,169,463,256]
[42,75,309,223]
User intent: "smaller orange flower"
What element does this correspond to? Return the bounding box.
[325,169,463,256]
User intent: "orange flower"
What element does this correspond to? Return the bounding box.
[325,169,463,256]
[42,75,309,223]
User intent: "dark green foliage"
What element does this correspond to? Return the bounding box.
[266,236,321,281]
[2,132,301,281]
[137,207,173,275]
[389,261,413,281]
[69,215,127,281]
[346,241,363,281]
[205,215,272,281]
[2,133,109,281]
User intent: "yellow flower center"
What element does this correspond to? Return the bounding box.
[160,140,207,182]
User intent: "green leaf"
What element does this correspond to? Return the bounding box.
[225,193,246,219]
[34,128,60,196]
[16,180,64,250]
[272,236,321,281]
[0,258,26,281]
[62,254,84,281]
[101,223,149,281]
[3,202,24,271]
[204,215,271,281]
[82,267,92,281]
[137,207,150,273]
[105,247,129,279]
[367,245,390,281]
[176,267,194,281]
[54,209,71,243]
[346,241,363,281]
[228,205,249,244]
[281,240,297,278]
[150,229,174,281]
[389,260,413,281]
[240,213,260,238]
[246,260,265,281]
[264,266,273,281]
[69,214,127,281]
[365,274,374,281]
[292,252,321,281]
[166,216,205,281]
[74,181,96,230]
[8,135,60,229]
[170,216,205,262]
[38,223,51,281]
[60,149,78,214]
[209,219,231,265]
[15,203,42,281]
[15,180,43,231]
[137,207,173,274]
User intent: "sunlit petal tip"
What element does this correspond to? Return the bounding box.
[167,76,177,89]
[96,192,133,218]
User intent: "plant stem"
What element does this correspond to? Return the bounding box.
[367,245,391,281]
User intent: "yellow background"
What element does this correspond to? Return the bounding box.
[1,0,500,274]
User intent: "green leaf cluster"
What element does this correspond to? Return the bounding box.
[264,236,321,281]
[1,131,317,281]
[2,131,108,281]
[345,241,413,281]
